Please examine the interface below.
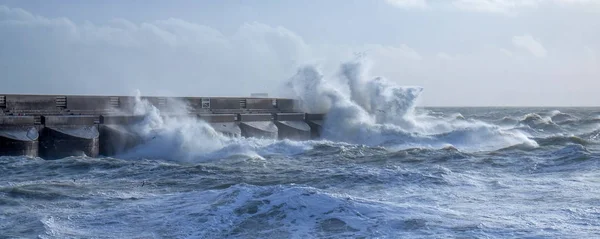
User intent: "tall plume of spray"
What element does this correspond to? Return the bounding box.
[111,59,537,158]
[115,91,230,162]
[285,58,537,151]
[114,91,313,162]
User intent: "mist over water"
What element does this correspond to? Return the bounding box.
[1,61,599,238]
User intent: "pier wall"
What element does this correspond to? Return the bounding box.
[0,94,325,159]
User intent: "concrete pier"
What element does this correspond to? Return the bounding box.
[239,114,278,139]
[39,115,99,159]
[306,113,324,138]
[275,113,311,140]
[99,115,145,156]
[0,116,39,157]
[0,94,326,159]
[199,114,241,137]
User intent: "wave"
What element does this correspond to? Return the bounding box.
[110,93,317,162]
[497,116,519,126]
[531,145,595,172]
[533,135,590,147]
[286,59,537,152]
[579,129,600,142]
[517,113,562,132]
[558,118,600,127]
[113,60,597,159]
[35,184,413,238]
[550,111,579,124]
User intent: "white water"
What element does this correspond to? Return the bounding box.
[286,59,537,152]
[114,59,539,162]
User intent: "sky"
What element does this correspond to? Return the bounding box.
[0,0,598,106]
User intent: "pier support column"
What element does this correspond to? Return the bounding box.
[0,116,39,157]
[274,113,311,140]
[40,115,99,159]
[199,114,241,138]
[306,114,325,139]
[99,115,145,156]
[238,114,278,139]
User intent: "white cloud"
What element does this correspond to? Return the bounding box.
[385,0,600,13]
[385,0,428,8]
[555,0,600,5]
[512,35,548,57]
[0,6,313,97]
[0,5,427,99]
[1,5,598,106]
[453,0,541,14]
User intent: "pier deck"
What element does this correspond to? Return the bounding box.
[0,94,324,159]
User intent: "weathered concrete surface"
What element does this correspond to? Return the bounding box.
[210,98,243,109]
[40,115,99,159]
[99,124,142,156]
[0,116,39,156]
[3,95,58,111]
[0,94,302,116]
[306,114,325,139]
[240,121,278,139]
[66,96,115,112]
[246,99,274,109]
[274,113,311,140]
[100,115,146,125]
[276,121,311,140]
[199,114,241,137]
[275,99,296,112]
[210,122,242,137]
[99,115,145,156]
[199,114,237,122]
[0,94,324,158]
[239,114,278,139]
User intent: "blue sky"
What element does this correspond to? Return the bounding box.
[1,0,598,106]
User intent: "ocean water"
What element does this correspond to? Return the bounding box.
[1,62,600,238]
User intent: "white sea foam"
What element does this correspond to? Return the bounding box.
[116,59,540,160]
[114,92,319,161]
[286,59,538,152]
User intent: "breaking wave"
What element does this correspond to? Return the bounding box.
[108,60,600,161]
[112,92,315,162]
[286,59,537,152]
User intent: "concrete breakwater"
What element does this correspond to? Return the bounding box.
[0,94,324,159]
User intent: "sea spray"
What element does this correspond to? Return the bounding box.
[114,60,538,158]
[285,59,537,151]
[114,93,229,161]
[115,93,316,162]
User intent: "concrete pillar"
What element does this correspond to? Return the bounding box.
[40,115,99,159]
[274,113,311,140]
[0,116,39,157]
[99,115,145,156]
[306,114,325,139]
[238,114,278,139]
[199,114,241,138]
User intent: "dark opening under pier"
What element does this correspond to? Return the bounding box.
[0,94,324,159]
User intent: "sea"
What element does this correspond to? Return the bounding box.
[1,62,599,238]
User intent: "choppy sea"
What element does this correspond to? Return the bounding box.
[1,106,599,239]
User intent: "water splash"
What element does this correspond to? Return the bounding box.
[286,59,537,151]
